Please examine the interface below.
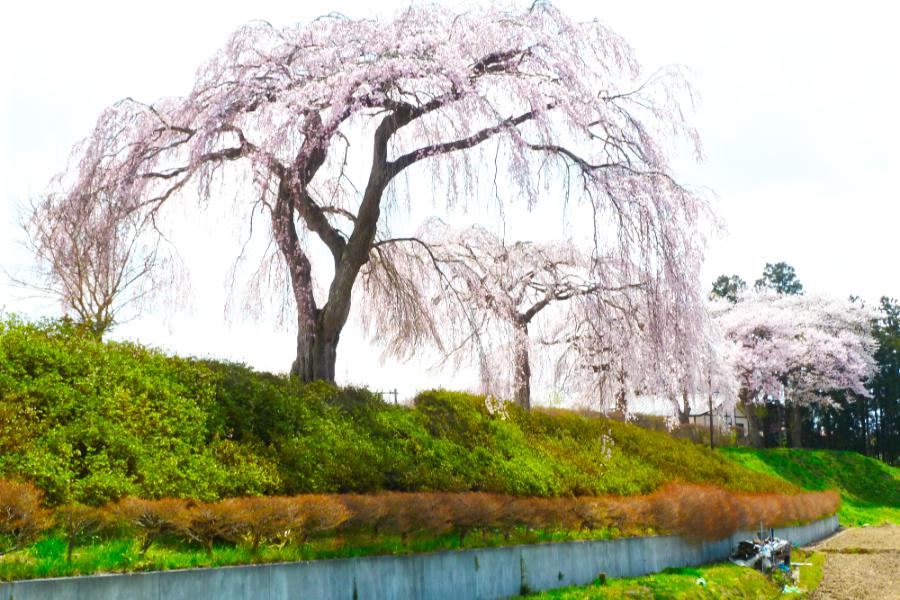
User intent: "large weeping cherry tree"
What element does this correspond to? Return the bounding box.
[43,2,711,383]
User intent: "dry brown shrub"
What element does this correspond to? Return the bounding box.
[85,487,840,555]
[55,504,107,562]
[537,497,582,532]
[293,495,350,541]
[768,490,838,527]
[111,497,189,554]
[179,501,244,557]
[603,494,653,535]
[0,479,51,556]
[741,492,782,532]
[371,492,451,539]
[222,496,303,553]
[647,484,746,540]
[440,492,504,542]
[570,498,614,531]
[631,485,841,540]
[341,493,390,534]
[809,491,839,521]
[361,493,415,538]
[494,497,540,537]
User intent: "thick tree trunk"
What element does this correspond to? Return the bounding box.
[677,391,691,425]
[512,323,531,410]
[788,401,803,448]
[291,318,340,382]
[271,174,327,382]
[739,392,763,448]
[277,112,415,383]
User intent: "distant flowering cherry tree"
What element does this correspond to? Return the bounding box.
[712,293,877,445]
[43,3,710,381]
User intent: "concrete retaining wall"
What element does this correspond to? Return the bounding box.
[0,515,838,600]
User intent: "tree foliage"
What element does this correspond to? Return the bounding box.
[803,297,900,463]
[44,3,710,382]
[711,292,877,447]
[870,297,900,463]
[754,262,804,295]
[710,274,746,303]
[712,293,876,406]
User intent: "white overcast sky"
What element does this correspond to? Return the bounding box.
[2,0,899,400]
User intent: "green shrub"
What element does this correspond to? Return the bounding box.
[0,317,279,504]
[414,390,493,448]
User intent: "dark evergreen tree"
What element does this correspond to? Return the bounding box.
[754,262,804,295]
[871,297,900,464]
[710,274,747,303]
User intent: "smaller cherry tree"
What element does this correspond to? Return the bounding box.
[555,276,732,415]
[363,220,713,411]
[712,293,877,445]
[363,221,605,409]
[21,188,169,338]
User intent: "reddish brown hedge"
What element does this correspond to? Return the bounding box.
[55,504,107,562]
[111,497,190,554]
[0,480,51,555]
[0,478,842,556]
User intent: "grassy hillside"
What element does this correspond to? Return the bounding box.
[720,448,900,526]
[0,317,794,505]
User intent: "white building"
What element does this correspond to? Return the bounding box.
[688,403,750,439]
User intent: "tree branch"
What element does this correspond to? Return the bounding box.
[386,104,553,179]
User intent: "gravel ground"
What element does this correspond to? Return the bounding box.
[810,524,900,600]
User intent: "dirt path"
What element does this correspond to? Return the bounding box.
[810,524,900,600]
